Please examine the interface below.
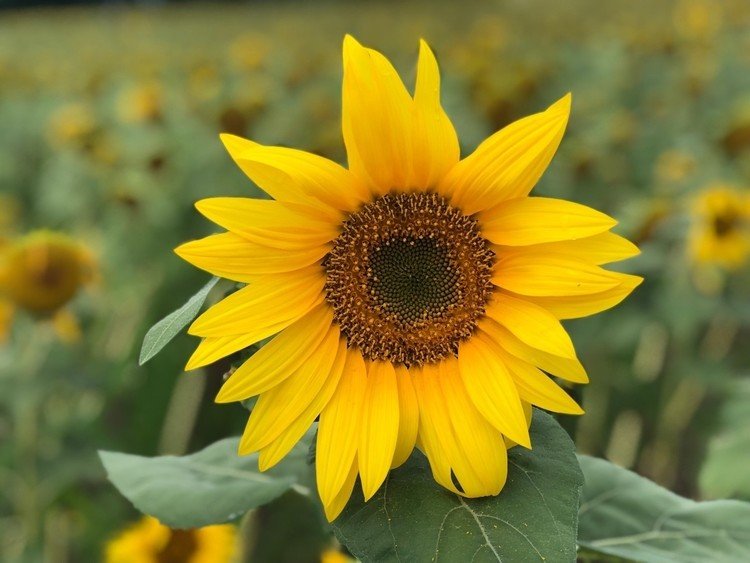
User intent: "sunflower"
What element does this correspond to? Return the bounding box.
[176,36,641,521]
[104,516,237,563]
[0,231,95,342]
[688,184,750,269]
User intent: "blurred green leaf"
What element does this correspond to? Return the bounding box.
[700,380,750,500]
[99,433,313,528]
[333,410,582,562]
[138,276,218,366]
[578,455,750,562]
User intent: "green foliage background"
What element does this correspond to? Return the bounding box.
[1,0,749,561]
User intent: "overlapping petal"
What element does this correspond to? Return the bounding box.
[238,324,341,454]
[216,304,334,402]
[492,253,622,297]
[175,232,329,279]
[317,350,367,506]
[358,360,400,500]
[220,133,368,213]
[342,35,459,194]
[195,198,340,250]
[479,197,617,246]
[189,267,324,338]
[414,361,508,497]
[441,94,571,213]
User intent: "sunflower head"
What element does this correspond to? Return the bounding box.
[117,80,164,124]
[689,184,750,270]
[176,36,641,521]
[104,516,237,563]
[47,102,97,149]
[0,231,95,316]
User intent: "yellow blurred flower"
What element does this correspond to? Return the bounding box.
[655,150,696,184]
[228,33,270,72]
[117,81,164,124]
[673,0,723,43]
[0,231,96,342]
[104,516,237,563]
[689,185,750,269]
[47,102,97,149]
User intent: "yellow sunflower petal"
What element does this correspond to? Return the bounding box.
[324,455,359,522]
[317,349,367,505]
[488,340,584,415]
[342,35,414,193]
[496,231,640,265]
[175,232,329,279]
[220,133,368,213]
[479,197,617,246]
[437,358,508,495]
[504,401,534,450]
[442,94,571,214]
[195,198,340,250]
[186,331,285,371]
[479,318,588,384]
[524,273,643,320]
[391,365,419,468]
[492,254,622,297]
[258,339,348,471]
[358,360,400,501]
[413,365,463,494]
[239,324,341,454]
[412,39,460,189]
[486,292,576,359]
[189,267,324,337]
[412,366,462,495]
[415,362,507,497]
[457,336,530,448]
[217,305,333,402]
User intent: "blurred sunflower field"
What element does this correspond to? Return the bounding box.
[2,0,750,561]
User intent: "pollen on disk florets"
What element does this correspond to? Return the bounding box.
[324,192,495,366]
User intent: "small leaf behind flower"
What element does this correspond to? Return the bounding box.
[333,410,583,562]
[99,434,312,528]
[578,455,750,562]
[138,276,219,366]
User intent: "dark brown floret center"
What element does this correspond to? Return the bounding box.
[323,192,495,366]
[713,211,739,237]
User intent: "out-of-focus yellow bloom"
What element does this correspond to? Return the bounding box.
[689,185,750,269]
[0,231,96,342]
[655,150,696,184]
[673,0,723,43]
[117,81,163,124]
[228,33,270,72]
[189,63,221,102]
[47,102,97,149]
[104,516,237,563]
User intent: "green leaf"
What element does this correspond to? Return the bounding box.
[99,434,312,528]
[700,380,750,499]
[578,455,750,562]
[138,276,219,365]
[333,410,583,562]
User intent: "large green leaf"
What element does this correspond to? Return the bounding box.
[138,276,219,365]
[578,455,750,562]
[99,434,312,528]
[699,380,750,499]
[333,410,583,562]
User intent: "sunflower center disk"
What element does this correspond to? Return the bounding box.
[324,192,495,366]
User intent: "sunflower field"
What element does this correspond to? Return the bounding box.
[2,1,750,562]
